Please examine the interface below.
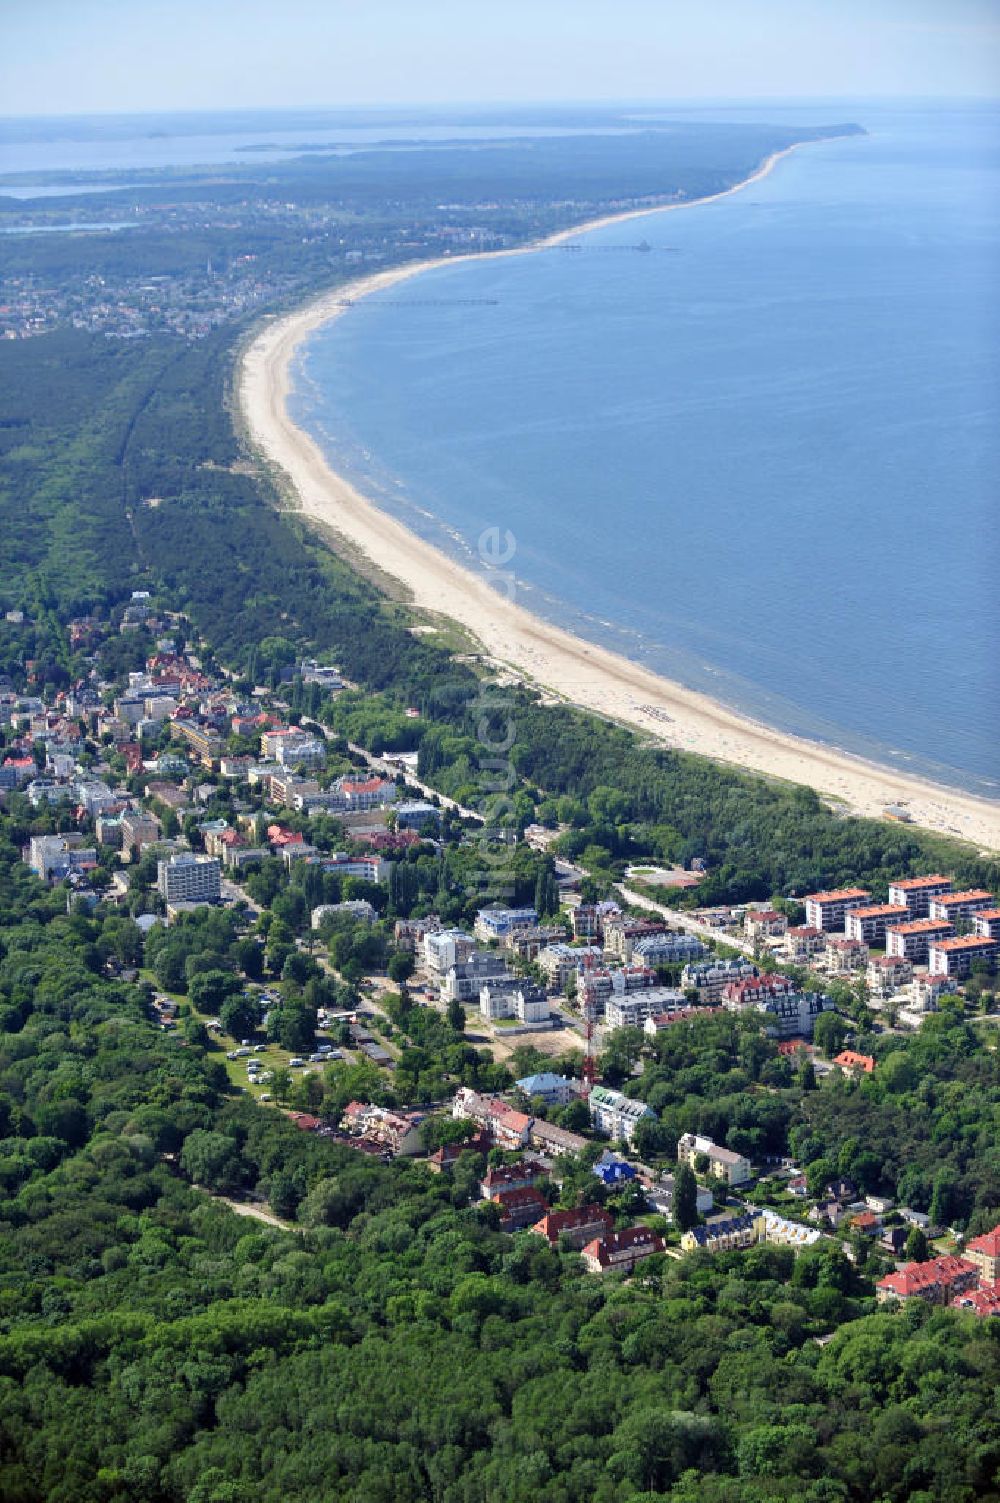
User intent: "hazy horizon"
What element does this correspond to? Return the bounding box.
[1,0,997,118]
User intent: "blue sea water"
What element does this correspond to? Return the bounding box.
[291,103,1000,798]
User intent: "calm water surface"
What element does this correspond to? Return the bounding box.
[292,104,1000,797]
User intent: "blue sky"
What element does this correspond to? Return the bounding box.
[1,0,998,116]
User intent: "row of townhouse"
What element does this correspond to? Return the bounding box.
[681,1208,821,1254]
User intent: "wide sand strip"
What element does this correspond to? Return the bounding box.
[240,148,1000,853]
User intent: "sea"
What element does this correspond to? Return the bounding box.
[289,102,1000,798]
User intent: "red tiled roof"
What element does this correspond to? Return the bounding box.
[834,1051,876,1073]
[531,1205,613,1242]
[951,1288,1000,1317]
[966,1225,1000,1260]
[878,1255,976,1299]
[891,874,951,890]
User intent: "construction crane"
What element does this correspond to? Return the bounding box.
[580,952,599,1093]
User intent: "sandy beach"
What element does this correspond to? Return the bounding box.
[239,147,1000,854]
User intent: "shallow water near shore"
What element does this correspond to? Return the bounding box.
[292,102,1000,798]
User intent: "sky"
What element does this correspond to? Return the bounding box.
[1,0,998,116]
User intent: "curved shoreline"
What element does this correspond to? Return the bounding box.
[239,144,1000,853]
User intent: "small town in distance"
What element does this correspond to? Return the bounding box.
[6,592,999,1322]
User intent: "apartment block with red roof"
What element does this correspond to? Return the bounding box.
[885,918,955,963]
[845,904,910,945]
[973,909,1000,941]
[887,875,952,917]
[876,1255,978,1306]
[927,890,995,925]
[804,888,871,933]
[928,935,998,980]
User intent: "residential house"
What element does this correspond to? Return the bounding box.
[867,953,914,997]
[605,987,687,1030]
[744,908,788,941]
[677,1132,751,1186]
[490,1186,549,1232]
[515,1073,576,1107]
[528,1119,588,1158]
[474,906,538,942]
[833,1050,876,1076]
[783,925,827,962]
[480,1163,546,1199]
[825,935,869,975]
[581,1226,665,1274]
[442,952,511,1004]
[530,1205,614,1250]
[682,956,758,1003]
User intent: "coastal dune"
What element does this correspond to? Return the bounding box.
[240,150,1000,853]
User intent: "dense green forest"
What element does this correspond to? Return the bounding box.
[1,816,998,1503]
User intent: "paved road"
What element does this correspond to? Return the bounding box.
[616,884,757,957]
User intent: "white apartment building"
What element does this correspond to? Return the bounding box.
[156,853,221,904]
[804,888,871,933]
[588,1085,655,1144]
[605,987,687,1031]
[886,918,955,963]
[887,875,952,918]
[423,928,477,974]
[845,904,910,945]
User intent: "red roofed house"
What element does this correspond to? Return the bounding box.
[580,1225,666,1274]
[964,1224,1000,1285]
[481,1163,546,1200]
[490,1186,549,1232]
[530,1204,614,1250]
[744,909,788,940]
[834,1050,876,1075]
[427,1131,491,1172]
[876,1255,978,1306]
